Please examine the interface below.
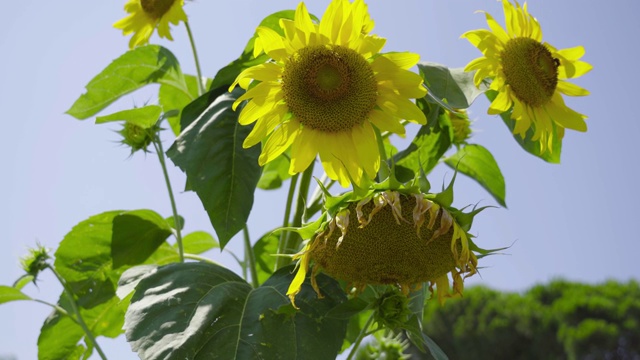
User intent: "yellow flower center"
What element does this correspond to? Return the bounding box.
[282,45,378,133]
[501,37,559,107]
[140,0,174,19]
[309,193,459,289]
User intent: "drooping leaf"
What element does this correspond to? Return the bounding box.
[445,144,507,207]
[37,294,124,360]
[67,45,188,120]
[167,89,262,248]
[159,75,210,135]
[418,62,487,109]
[393,99,453,181]
[95,106,162,128]
[123,262,348,360]
[180,231,219,255]
[252,232,279,285]
[111,210,173,269]
[487,90,562,163]
[54,211,179,309]
[0,285,32,304]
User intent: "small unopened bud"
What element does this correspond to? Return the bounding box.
[373,290,412,330]
[448,109,472,145]
[20,244,51,282]
[118,122,158,153]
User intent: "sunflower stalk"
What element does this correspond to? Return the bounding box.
[275,174,299,270]
[347,311,376,360]
[46,265,108,360]
[153,135,185,263]
[373,125,390,181]
[184,21,205,96]
[243,226,259,288]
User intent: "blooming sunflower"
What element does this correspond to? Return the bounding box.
[114,0,187,49]
[229,0,427,187]
[286,187,481,308]
[462,0,592,153]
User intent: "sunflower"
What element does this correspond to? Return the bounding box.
[286,189,480,308]
[462,0,592,153]
[230,0,427,187]
[114,0,187,49]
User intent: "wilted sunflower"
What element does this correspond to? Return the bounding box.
[286,186,483,308]
[463,0,592,153]
[230,0,427,187]
[114,0,187,49]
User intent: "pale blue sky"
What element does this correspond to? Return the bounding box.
[1,1,638,359]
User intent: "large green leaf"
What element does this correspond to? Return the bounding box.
[37,294,124,360]
[123,262,348,360]
[445,144,506,207]
[179,231,219,255]
[393,99,453,181]
[54,211,179,309]
[111,210,173,268]
[418,62,487,110]
[167,90,262,248]
[487,90,562,163]
[159,75,210,135]
[0,285,31,304]
[67,45,188,120]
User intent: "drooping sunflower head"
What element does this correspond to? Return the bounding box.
[462,0,592,153]
[286,185,484,308]
[114,0,187,49]
[230,0,427,187]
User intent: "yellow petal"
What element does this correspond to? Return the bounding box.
[289,127,321,174]
[483,11,510,44]
[381,52,420,70]
[368,109,406,135]
[546,93,587,132]
[243,104,288,148]
[255,27,289,62]
[351,121,380,178]
[377,92,426,124]
[556,81,589,97]
[260,120,300,165]
[286,243,312,309]
[488,87,513,114]
[229,62,282,91]
[294,2,316,46]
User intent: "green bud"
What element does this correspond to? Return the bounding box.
[373,290,412,330]
[118,121,158,153]
[20,244,50,282]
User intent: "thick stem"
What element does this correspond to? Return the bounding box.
[243,226,260,288]
[153,138,185,263]
[184,21,205,96]
[373,125,390,181]
[274,174,299,270]
[47,265,108,360]
[347,311,376,360]
[281,163,315,266]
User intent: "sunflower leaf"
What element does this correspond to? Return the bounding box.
[445,144,507,207]
[0,285,32,304]
[111,210,174,269]
[166,89,262,248]
[418,62,487,110]
[123,262,348,360]
[159,75,210,135]
[67,45,188,120]
[95,106,162,128]
[179,231,219,255]
[253,232,279,285]
[487,91,562,163]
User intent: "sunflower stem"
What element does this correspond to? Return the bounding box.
[347,311,376,360]
[278,163,315,269]
[373,125,390,181]
[185,21,205,96]
[47,265,108,360]
[243,226,259,288]
[33,299,78,325]
[153,137,185,263]
[275,174,299,270]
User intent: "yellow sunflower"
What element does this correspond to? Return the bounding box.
[462,0,592,153]
[230,0,427,187]
[114,0,187,49]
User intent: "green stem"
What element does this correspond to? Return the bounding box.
[282,163,315,266]
[153,138,185,263]
[185,21,205,96]
[243,226,260,288]
[47,265,108,360]
[373,125,390,181]
[275,173,299,270]
[347,311,376,360]
[33,299,78,324]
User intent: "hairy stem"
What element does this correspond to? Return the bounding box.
[185,21,205,96]
[153,138,185,263]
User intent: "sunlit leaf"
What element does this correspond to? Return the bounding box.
[180,231,219,255]
[167,90,262,248]
[252,232,279,285]
[445,144,507,207]
[123,263,347,360]
[418,62,487,109]
[159,75,211,135]
[67,45,188,120]
[0,285,31,304]
[94,106,162,128]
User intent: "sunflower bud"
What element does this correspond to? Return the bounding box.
[373,290,412,330]
[20,244,50,282]
[118,121,158,154]
[448,109,472,145]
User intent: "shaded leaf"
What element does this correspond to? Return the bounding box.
[167,90,262,248]
[445,144,507,207]
[180,231,219,255]
[123,263,348,360]
[418,62,486,109]
[487,90,562,163]
[0,285,31,304]
[67,45,187,120]
[257,153,291,190]
[111,210,173,269]
[252,232,279,285]
[95,106,162,128]
[159,75,210,135]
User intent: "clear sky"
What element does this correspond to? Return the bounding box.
[1,0,638,359]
